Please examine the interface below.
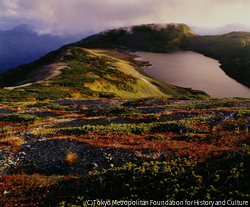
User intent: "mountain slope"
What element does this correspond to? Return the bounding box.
[0,24,78,74]
[0,44,208,101]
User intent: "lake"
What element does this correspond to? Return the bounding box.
[134,51,250,98]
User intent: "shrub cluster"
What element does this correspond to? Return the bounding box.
[0,114,40,125]
[57,146,250,205]
[85,105,142,117]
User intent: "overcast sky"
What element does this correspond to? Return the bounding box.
[1,0,250,36]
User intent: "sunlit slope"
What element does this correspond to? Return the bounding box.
[0,46,206,101]
[53,47,167,99]
[75,23,197,52]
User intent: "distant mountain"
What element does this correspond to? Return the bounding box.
[0,24,80,74]
[9,24,31,33]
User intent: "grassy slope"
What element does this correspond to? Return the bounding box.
[0,45,208,102]
[73,48,166,98]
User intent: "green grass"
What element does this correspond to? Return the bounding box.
[26,102,70,110]
[54,49,137,97]
[0,47,139,101]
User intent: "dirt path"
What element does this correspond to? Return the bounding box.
[4,48,73,90]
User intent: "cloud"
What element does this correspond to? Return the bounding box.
[1,0,250,36]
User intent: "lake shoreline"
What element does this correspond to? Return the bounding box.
[133,51,250,98]
[125,51,211,97]
[94,49,211,97]
[131,51,210,97]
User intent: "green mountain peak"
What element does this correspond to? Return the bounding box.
[75,23,197,52]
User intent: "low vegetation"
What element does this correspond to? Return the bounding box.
[1,97,250,206]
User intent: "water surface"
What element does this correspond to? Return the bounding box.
[134,51,250,98]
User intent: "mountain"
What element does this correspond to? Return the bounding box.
[0,24,80,74]
[1,23,250,100]
[76,23,250,89]
[75,23,197,52]
[9,24,31,33]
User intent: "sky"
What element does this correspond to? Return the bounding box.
[1,0,250,37]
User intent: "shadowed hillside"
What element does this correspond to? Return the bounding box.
[75,23,197,52]
[189,32,250,88]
